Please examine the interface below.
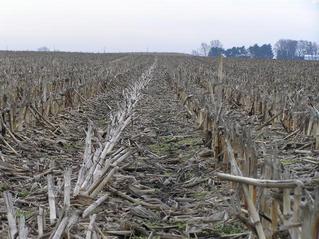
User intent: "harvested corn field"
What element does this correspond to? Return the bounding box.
[0,52,319,238]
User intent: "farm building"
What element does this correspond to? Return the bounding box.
[304,54,319,60]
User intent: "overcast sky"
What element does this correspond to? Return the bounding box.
[0,0,318,53]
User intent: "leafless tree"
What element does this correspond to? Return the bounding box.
[210,40,223,49]
[191,50,200,56]
[200,42,210,56]
[296,40,318,57]
[274,39,298,60]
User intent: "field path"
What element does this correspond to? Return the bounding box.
[107,66,237,238]
[0,58,243,238]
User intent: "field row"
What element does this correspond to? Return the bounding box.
[160,55,319,238]
[0,54,158,237]
[0,53,319,238]
[0,52,154,136]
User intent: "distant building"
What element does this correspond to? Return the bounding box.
[304,55,319,61]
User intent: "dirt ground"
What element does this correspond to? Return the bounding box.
[8,53,319,238]
[112,67,244,238]
[0,59,248,238]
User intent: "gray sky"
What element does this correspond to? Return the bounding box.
[0,0,318,53]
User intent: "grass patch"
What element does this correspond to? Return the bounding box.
[17,191,30,198]
[281,158,298,165]
[16,209,33,218]
[148,135,202,156]
[193,191,208,199]
[149,142,177,156]
[96,118,108,127]
[176,137,202,146]
[62,142,74,150]
[174,221,187,230]
[164,171,173,177]
[0,182,9,192]
[214,223,244,235]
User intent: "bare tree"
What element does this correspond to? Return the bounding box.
[296,40,315,57]
[210,40,223,49]
[191,50,200,56]
[308,41,318,55]
[200,42,210,56]
[274,39,298,60]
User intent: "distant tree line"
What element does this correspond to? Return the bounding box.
[275,39,318,60]
[192,39,319,60]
